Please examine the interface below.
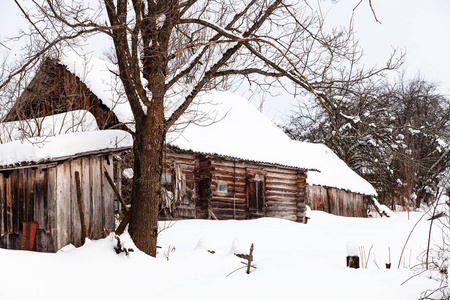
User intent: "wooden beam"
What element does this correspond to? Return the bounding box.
[115,211,130,236]
[104,170,128,213]
[74,171,88,242]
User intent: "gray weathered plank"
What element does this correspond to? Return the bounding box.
[47,166,58,252]
[81,157,91,237]
[34,168,47,252]
[71,159,83,247]
[56,162,71,250]
[91,156,102,238]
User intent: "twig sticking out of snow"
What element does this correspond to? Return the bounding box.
[227,243,257,277]
[359,245,374,269]
[114,236,134,256]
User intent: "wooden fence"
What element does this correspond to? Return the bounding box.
[307,185,367,217]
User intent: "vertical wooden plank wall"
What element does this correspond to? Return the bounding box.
[160,151,201,219]
[47,166,58,251]
[0,154,118,252]
[307,185,367,217]
[90,156,102,238]
[34,168,48,252]
[81,157,91,239]
[56,161,71,250]
[12,171,19,235]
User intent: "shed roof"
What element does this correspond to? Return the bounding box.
[0,110,98,143]
[0,130,133,170]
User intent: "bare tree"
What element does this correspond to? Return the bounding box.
[286,76,450,211]
[1,0,399,256]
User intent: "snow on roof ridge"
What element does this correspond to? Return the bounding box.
[299,141,377,196]
[0,130,133,168]
[0,110,98,143]
[59,52,135,130]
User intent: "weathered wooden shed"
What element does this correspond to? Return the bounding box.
[307,186,368,217]
[0,130,132,252]
[302,142,376,218]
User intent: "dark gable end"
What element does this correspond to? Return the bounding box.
[3,58,126,131]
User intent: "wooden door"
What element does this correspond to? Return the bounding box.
[247,174,265,218]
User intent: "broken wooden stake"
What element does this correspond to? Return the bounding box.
[247,243,254,274]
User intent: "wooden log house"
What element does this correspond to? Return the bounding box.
[160,148,307,222]
[0,131,132,252]
[2,52,376,226]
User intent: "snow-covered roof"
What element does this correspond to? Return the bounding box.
[167,91,376,196]
[0,130,133,169]
[0,110,98,143]
[56,53,375,196]
[167,91,303,168]
[298,142,377,196]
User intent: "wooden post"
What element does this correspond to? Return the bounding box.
[247,243,254,274]
[75,171,88,242]
[104,170,128,213]
[346,256,360,269]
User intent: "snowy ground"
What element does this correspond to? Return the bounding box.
[0,209,447,300]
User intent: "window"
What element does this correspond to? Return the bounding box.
[161,173,172,184]
[217,182,228,194]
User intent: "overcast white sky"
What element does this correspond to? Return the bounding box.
[1,0,449,122]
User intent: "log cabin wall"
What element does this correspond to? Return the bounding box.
[160,150,307,223]
[307,185,367,217]
[0,154,116,252]
[4,59,125,131]
[208,157,247,220]
[206,156,308,222]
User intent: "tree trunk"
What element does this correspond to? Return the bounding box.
[128,111,166,257]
